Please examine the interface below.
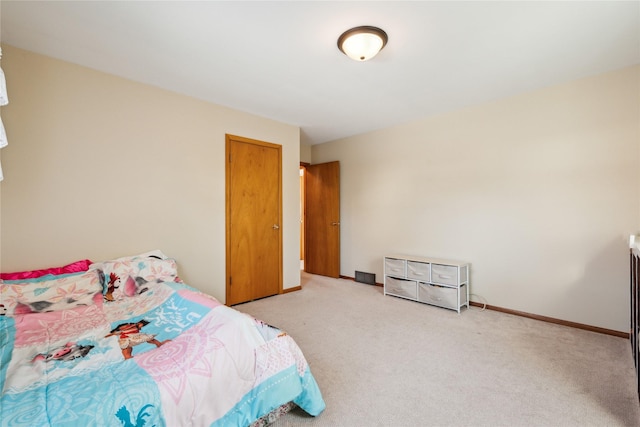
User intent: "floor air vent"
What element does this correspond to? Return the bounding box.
[355,271,376,285]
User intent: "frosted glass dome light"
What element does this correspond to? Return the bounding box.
[337,26,388,62]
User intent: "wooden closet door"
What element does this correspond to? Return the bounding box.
[305,161,340,278]
[226,134,282,305]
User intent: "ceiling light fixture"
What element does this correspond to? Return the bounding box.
[337,26,388,62]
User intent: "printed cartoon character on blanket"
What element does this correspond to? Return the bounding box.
[32,342,94,363]
[106,319,169,360]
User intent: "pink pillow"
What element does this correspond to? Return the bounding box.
[0,259,93,280]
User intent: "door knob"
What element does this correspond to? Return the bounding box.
[272,224,280,230]
[331,222,340,226]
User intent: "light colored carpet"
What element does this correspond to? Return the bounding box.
[236,272,640,427]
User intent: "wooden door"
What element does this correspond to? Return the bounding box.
[305,161,340,278]
[226,134,282,305]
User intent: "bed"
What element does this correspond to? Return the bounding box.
[0,251,325,426]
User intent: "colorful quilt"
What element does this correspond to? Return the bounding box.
[0,257,325,426]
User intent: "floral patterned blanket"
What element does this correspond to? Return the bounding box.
[0,257,324,426]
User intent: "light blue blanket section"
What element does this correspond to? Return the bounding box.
[0,316,15,394]
[211,365,326,427]
[0,360,165,427]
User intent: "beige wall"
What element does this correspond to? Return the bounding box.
[2,44,638,331]
[300,141,312,164]
[313,65,640,332]
[0,45,302,301]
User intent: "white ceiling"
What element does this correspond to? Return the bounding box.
[1,1,639,145]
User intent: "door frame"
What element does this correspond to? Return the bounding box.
[300,162,310,265]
